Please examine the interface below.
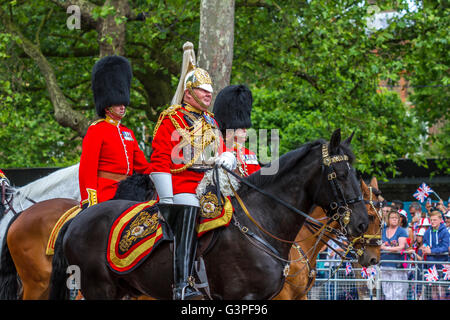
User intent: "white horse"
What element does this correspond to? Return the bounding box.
[0,163,80,258]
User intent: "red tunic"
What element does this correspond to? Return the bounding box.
[79,117,151,205]
[234,144,261,177]
[149,104,228,195]
[0,169,6,179]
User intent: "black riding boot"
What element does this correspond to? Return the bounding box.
[158,204,204,300]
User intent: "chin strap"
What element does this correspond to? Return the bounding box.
[187,86,209,111]
[106,108,126,120]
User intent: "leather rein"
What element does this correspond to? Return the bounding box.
[221,143,364,263]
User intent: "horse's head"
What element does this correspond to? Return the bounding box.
[309,129,369,238]
[351,177,383,267]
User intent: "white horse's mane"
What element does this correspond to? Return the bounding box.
[11,163,81,212]
[0,164,81,258]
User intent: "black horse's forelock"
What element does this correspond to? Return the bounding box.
[245,138,355,189]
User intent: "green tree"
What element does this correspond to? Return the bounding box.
[0,0,447,178]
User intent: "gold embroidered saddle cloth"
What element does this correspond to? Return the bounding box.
[45,191,233,274]
[46,205,83,255]
[107,193,233,274]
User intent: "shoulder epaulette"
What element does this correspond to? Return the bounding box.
[153,105,182,136]
[90,119,105,126]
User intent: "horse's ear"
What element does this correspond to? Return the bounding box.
[360,178,368,196]
[370,176,379,190]
[329,128,341,154]
[343,131,355,146]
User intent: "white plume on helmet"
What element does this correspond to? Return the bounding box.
[171,42,213,106]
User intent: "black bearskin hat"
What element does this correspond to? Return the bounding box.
[91,55,132,117]
[212,84,253,131]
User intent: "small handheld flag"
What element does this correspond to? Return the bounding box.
[413,183,434,203]
[345,262,352,276]
[425,265,439,282]
[361,267,368,278]
[443,264,450,281]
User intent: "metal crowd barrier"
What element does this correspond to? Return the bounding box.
[306,253,449,300]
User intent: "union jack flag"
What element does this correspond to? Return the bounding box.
[413,183,434,203]
[425,265,439,282]
[345,262,352,276]
[361,267,368,278]
[361,266,377,278]
[442,264,450,281]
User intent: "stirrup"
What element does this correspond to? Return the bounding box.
[174,282,204,300]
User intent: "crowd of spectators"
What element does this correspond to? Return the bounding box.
[379,199,450,300]
[318,198,450,300]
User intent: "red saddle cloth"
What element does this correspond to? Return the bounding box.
[106,195,233,274]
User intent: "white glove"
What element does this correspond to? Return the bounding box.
[215,151,237,171]
[150,172,173,204]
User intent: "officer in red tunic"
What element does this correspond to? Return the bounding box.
[149,42,236,300]
[213,85,261,177]
[79,55,152,207]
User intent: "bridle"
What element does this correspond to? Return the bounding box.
[222,142,364,260]
[1,180,18,216]
[349,186,383,254]
[283,184,383,297]
[313,143,364,234]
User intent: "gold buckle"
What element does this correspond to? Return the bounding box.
[328,172,337,180]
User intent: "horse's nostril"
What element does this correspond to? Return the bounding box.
[370,258,378,265]
[357,222,368,234]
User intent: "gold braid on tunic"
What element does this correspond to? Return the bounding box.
[153,104,220,174]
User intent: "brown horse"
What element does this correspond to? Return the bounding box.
[273,177,382,300]
[1,198,78,299]
[0,174,153,300]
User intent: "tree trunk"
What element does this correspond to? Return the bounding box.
[3,0,132,136]
[198,0,235,107]
[98,0,130,56]
[1,9,91,136]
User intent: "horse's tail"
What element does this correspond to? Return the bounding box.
[49,219,72,300]
[0,213,23,300]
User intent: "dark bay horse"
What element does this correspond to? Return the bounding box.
[50,129,369,300]
[0,174,153,300]
[274,177,382,300]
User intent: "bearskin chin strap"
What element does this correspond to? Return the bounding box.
[187,86,209,111]
[106,107,126,120]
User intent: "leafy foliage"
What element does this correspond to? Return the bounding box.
[0,0,447,178]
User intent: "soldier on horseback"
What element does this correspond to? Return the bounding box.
[212,85,261,177]
[79,55,152,208]
[149,42,236,300]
